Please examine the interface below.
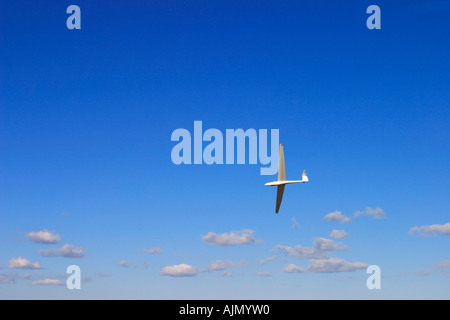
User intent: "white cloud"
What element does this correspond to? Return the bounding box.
[292,217,300,229]
[276,244,327,259]
[324,207,385,223]
[201,229,260,246]
[256,272,272,277]
[415,270,430,276]
[276,238,346,259]
[222,272,232,278]
[313,237,348,251]
[0,272,18,284]
[141,247,163,253]
[38,244,87,258]
[329,229,348,240]
[26,229,61,244]
[256,255,277,265]
[206,260,247,272]
[409,223,450,236]
[31,279,65,286]
[323,211,351,224]
[160,264,200,277]
[435,260,450,268]
[282,264,303,273]
[117,260,133,268]
[354,206,386,219]
[283,257,368,273]
[0,272,36,284]
[8,257,42,270]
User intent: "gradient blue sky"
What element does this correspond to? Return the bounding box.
[1,0,449,299]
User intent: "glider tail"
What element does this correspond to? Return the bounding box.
[302,170,309,183]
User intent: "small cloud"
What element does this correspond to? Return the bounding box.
[117,260,133,268]
[0,272,18,284]
[26,230,61,244]
[256,255,277,265]
[291,217,300,229]
[276,238,346,260]
[354,206,386,219]
[38,244,87,258]
[276,244,327,259]
[283,257,368,273]
[31,279,65,286]
[313,237,348,252]
[409,223,450,236]
[329,229,348,240]
[201,229,260,246]
[282,264,303,273]
[415,270,430,276]
[323,211,351,224]
[95,272,112,278]
[8,257,42,270]
[222,272,232,278]
[160,264,200,277]
[256,272,272,277]
[206,260,247,272]
[435,262,450,277]
[141,247,163,254]
[21,273,34,279]
[435,260,450,268]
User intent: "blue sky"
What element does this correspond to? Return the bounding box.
[1,0,449,299]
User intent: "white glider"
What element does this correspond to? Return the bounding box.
[265,144,308,213]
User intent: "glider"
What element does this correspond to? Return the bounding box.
[265,144,308,213]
